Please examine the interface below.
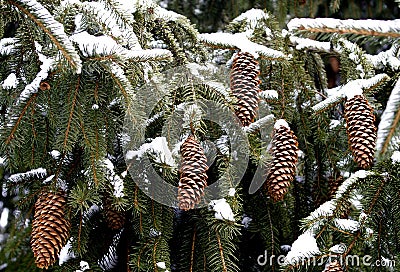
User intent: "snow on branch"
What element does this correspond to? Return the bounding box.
[109,63,135,101]
[304,170,373,230]
[10,0,82,73]
[70,31,172,61]
[231,8,270,32]
[312,74,389,112]
[15,45,55,107]
[0,38,17,55]
[209,198,235,221]
[366,44,400,71]
[284,231,321,265]
[8,168,47,183]
[243,114,275,133]
[288,35,331,52]
[199,32,286,60]
[376,78,400,154]
[259,90,279,100]
[288,18,400,38]
[80,1,140,49]
[103,159,124,198]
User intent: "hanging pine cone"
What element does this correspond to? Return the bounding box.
[328,175,344,198]
[265,120,299,202]
[178,135,208,210]
[324,260,344,272]
[230,51,261,126]
[103,197,125,230]
[31,191,70,269]
[344,94,377,169]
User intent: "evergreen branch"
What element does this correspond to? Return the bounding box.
[0,37,17,55]
[215,231,227,272]
[344,178,386,256]
[80,0,140,49]
[366,43,400,71]
[5,93,38,145]
[7,167,47,183]
[63,76,80,150]
[8,0,82,73]
[243,114,275,134]
[199,32,286,60]
[190,226,196,272]
[106,62,135,104]
[312,74,389,112]
[288,18,400,38]
[376,77,400,155]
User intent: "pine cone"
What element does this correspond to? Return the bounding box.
[230,51,261,126]
[324,260,344,272]
[328,175,344,198]
[31,191,70,269]
[178,135,208,210]
[103,197,125,230]
[265,121,299,202]
[344,95,376,169]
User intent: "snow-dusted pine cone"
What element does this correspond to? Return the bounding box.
[324,260,344,272]
[344,94,377,169]
[230,51,261,126]
[103,197,125,230]
[31,191,70,269]
[328,175,344,198]
[178,135,208,210]
[265,120,299,202]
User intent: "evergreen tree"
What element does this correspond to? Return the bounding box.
[0,1,400,272]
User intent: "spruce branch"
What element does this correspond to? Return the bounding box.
[4,93,38,145]
[376,77,400,155]
[199,32,286,60]
[8,0,82,73]
[63,76,80,151]
[215,231,227,272]
[288,18,400,38]
[312,74,389,113]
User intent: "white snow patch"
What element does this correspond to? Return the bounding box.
[228,188,236,197]
[1,73,18,89]
[274,119,289,129]
[259,90,279,100]
[58,239,75,265]
[103,159,124,198]
[232,8,269,31]
[329,120,341,129]
[329,244,347,254]
[334,218,359,232]
[284,231,321,265]
[8,168,47,183]
[391,151,400,162]
[0,38,17,55]
[50,150,61,160]
[156,262,166,269]
[209,199,235,221]
[289,36,331,52]
[92,104,99,110]
[345,87,363,99]
[0,208,9,228]
[126,137,176,167]
[199,32,285,59]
